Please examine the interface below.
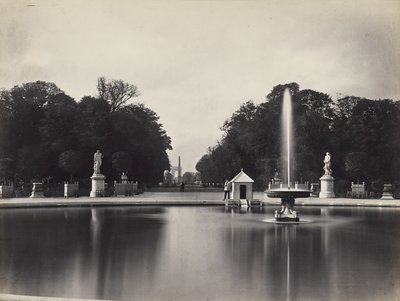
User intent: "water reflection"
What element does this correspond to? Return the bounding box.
[0,206,400,300]
[0,207,166,300]
[221,206,400,301]
[224,205,264,214]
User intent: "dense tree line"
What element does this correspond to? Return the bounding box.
[0,79,171,188]
[196,83,400,194]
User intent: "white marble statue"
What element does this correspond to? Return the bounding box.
[323,152,332,176]
[163,170,173,185]
[93,150,103,174]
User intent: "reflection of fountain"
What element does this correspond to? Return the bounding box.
[266,89,310,222]
[284,225,292,301]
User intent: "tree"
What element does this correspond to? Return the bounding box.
[196,83,302,188]
[110,103,171,183]
[0,158,14,183]
[294,89,335,181]
[76,96,113,159]
[0,82,65,182]
[15,144,53,181]
[40,93,79,153]
[266,83,300,104]
[343,99,400,181]
[112,151,132,175]
[196,82,400,190]
[182,172,195,184]
[10,81,63,107]
[58,150,83,182]
[344,152,368,183]
[0,79,172,187]
[195,154,212,183]
[1,81,64,157]
[334,96,362,119]
[0,89,12,158]
[97,77,139,112]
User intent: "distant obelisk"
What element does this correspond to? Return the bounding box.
[178,156,182,183]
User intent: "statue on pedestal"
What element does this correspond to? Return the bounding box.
[323,152,332,176]
[319,151,335,198]
[90,150,106,197]
[163,170,173,186]
[93,150,103,175]
[121,172,128,184]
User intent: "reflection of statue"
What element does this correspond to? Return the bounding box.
[323,152,332,176]
[93,150,103,174]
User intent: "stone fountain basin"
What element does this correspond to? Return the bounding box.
[265,188,311,199]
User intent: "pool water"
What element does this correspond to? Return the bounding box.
[0,206,399,301]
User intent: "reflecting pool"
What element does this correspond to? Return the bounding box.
[1,206,400,301]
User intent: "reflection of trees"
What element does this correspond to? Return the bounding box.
[90,207,166,300]
[2,207,400,300]
[0,208,92,297]
[0,207,166,300]
[221,208,400,301]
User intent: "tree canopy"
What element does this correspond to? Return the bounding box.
[97,77,140,112]
[0,80,171,186]
[196,83,400,192]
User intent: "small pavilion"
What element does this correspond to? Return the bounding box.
[229,169,255,206]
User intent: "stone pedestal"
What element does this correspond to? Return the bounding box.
[30,182,44,198]
[90,174,106,197]
[319,175,335,198]
[274,195,299,222]
[381,184,394,199]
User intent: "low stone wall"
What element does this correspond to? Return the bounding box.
[0,185,14,198]
[114,181,138,196]
[148,186,222,192]
[64,183,79,197]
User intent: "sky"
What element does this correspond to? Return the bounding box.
[1,0,399,173]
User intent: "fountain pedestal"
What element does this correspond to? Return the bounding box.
[319,175,335,198]
[275,210,299,222]
[266,189,310,222]
[275,195,299,222]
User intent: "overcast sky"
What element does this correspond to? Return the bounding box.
[1,0,399,172]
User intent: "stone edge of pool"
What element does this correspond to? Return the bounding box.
[0,293,115,301]
[0,196,399,208]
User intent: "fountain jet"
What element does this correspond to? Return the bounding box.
[266,88,310,222]
[282,88,292,189]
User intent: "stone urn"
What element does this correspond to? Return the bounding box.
[381,184,394,199]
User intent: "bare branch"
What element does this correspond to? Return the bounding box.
[96,77,140,112]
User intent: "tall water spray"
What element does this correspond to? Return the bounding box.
[267,88,310,222]
[282,88,293,189]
